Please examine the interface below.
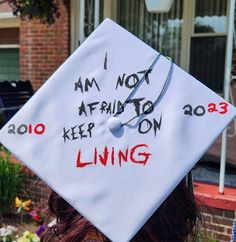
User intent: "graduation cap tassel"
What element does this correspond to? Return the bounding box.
[114,53,162,118]
[122,57,174,126]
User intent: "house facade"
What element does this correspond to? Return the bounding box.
[0,0,236,241]
[0,0,233,91]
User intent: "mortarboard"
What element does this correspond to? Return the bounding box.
[0,19,236,242]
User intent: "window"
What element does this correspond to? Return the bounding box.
[0,48,19,80]
[0,17,20,81]
[189,0,228,92]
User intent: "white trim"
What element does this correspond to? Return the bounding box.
[94,0,100,28]
[0,18,19,28]
[180,0,191,71]
[0,12,16,19]
[79,0,85,44]
[191,0,196,36]
[70,0,81,53]
[192,32,227,37]
[103,0,117,21]
[0,44,19,48]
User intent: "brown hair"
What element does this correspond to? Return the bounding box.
[41,179,200,242]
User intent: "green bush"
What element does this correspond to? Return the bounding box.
[196,229,217,242]
[0,146,26,215]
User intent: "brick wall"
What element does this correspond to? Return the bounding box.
[9,155,50,205]
[19,0,70,90]
[21,175,50,204]
[0,28,19,44]
[200,206,235,242]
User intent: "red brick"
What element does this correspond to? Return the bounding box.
[205,222,224,233]
[202,213,212,223]
[0,28,19,44]
[200,205,224,216]
[20,0,70,90]
[226,227,232,234]
[215,233,231,241]
[214,217,234,227]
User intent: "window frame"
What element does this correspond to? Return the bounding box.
[0,12,19,28]
[70,0,107,53]
[0,13,20,81]
[180,0,230,74]
[0,46,20,80]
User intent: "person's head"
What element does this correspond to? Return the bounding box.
[41,179,201,242]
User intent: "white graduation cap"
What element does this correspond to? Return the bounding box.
[0,19,236,242]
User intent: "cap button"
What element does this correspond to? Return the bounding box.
[107,117,122,132]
